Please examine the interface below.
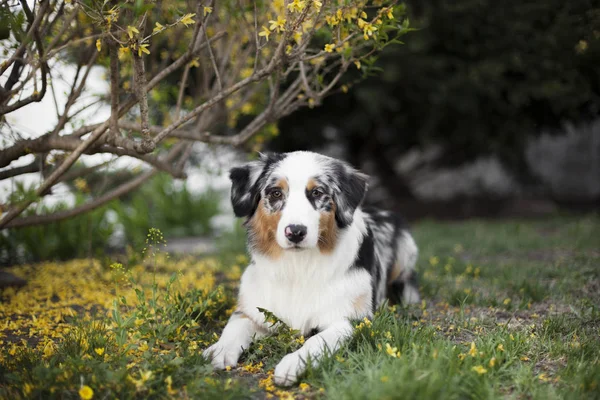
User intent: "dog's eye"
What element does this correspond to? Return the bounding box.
[270,189,283,199]
[311,188,324,198]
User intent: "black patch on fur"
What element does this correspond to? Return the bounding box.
[229,152,286,218]
[307,327,320,338]
[332,163,368,228]
[388,271,419,305]
[350,227,380,312]
[305,179,333,212]
[363,207,411,278]
[387,280,405,305]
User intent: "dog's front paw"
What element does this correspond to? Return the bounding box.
[274,352,306,386]
[202,341,242,370]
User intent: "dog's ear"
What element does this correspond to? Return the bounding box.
[332,162,369,228]
[229,152,285,218]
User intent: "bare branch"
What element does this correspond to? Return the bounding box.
[3,143,186,229]
[108,38,120,140]
[0,0,48,77]
[132,53,154,152]
[175,63,192,120]
[152,66,273,144]
[0,119,113,228]
[202,24,222,91]
[0,0,50,114]
[0,158,42,180]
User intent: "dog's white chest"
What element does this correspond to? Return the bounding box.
[238,253,371,335]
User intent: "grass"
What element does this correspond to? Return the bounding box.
[0,214,599,399]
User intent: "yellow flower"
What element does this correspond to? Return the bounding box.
[258,26,271,41]
[203,6,213,16]
[118,46,130,59]
[429,256,439,266]
[324,43,335,53]
[497,343,505,352]
[269,16,286,33]
[299,382,310,392]
[385,343,400,358]
[385,8,394,19]
[458,353,466,360]
[380,376,389,382]
[94,348,104,356]
[138,44,150,57]
[127,26,139,39]
[468,342,477,357]
[165,376,177,395]
[153,22,164,33]
[79,385,94,400]
[354,60,361,69]
[503,298,511,305]
[472,365,487,375]
[325,15,339,27]
[138,341,149,352]
[180,13,196,27]
[95,39,101,52]
[313,0,322,11]
[287,0,306,13]
[74,178,89,192]
[489,357,496,367]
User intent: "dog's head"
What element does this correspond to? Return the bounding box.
[230,151,368,257]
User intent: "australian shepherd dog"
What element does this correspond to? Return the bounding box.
[203,151,420,385]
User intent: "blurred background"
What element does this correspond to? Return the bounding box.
[271,0,600,218]
[1,0,599,266]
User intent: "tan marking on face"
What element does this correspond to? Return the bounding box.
[352,292,370,314]
[250,200,282,259]
[277,178,289,194]
[318,201,337,253]
[306,178,318,191]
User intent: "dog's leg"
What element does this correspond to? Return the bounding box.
[203,311,264,369]
[274,320,353,386]
[388,232,420,304]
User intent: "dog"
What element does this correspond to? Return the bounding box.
[203,151,420,386]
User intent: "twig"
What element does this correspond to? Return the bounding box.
[0,0,48,77]
[108,38,120,139]
[202,24,222,91]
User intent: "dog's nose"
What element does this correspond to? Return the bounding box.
[285,224,307,244]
